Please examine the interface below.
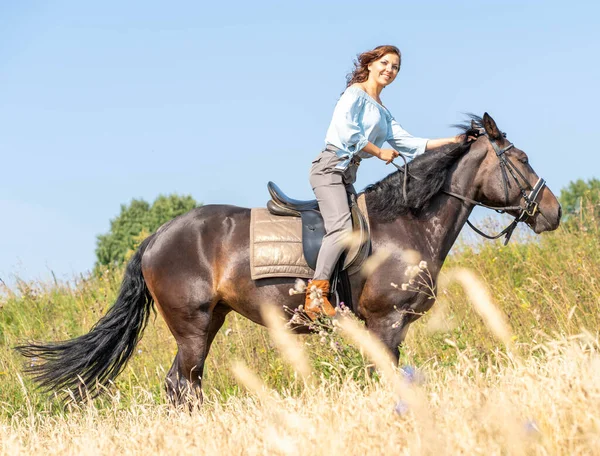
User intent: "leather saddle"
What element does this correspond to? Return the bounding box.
[266,181,371,275]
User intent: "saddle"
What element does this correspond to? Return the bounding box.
[265,181,371,275]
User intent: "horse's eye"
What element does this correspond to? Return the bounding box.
[519,157,529,165]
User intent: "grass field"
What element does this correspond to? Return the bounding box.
[1,206,599,455]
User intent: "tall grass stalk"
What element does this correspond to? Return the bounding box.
[1,202,599,453]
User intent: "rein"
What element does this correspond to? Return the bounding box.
[391,133,547,245]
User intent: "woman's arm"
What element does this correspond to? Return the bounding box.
[425,135,461,150]
[365,126,477,165]
[425,133,477,150]
[326,92,369,155]
[361,142,399,164]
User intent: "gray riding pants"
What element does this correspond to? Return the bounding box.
[308,149,358,281]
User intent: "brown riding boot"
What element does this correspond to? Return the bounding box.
[304,280,336,320]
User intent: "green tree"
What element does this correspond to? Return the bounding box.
[558,178,600,233]
[559,178,600,217]
[96,194,200,268]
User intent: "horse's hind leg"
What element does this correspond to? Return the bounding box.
[165,303,230,406]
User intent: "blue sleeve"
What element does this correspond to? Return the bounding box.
[327,91,369,154]
[387,118,429,159]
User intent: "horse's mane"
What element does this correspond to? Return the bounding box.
[364,115,482,222]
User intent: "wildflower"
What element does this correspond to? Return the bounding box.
[288,279,307,296]
[390,282,398,288]
[137,349,142,355]
[524,419,541,436]
[418,260,428,270]
[404,265,420,279]
[401,283,409,291]
[311,297,324,309]
[337,302,351,316]
[295,278,307,291]
[401,365,425,385]
[308,285,323,303]
[394,399,409,416]
[408,279,415,285]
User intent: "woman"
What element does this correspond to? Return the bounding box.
[305,45,470,319]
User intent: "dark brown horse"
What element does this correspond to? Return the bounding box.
[18,113,561,404]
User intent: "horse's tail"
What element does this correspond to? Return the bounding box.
[16,235,155,401]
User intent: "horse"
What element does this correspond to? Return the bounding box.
[17,113,561,404]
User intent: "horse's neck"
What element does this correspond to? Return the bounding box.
[393,153,481,264]
[426,154,482,261]
[426,189,475,262]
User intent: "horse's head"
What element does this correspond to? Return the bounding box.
[470,113,561,234]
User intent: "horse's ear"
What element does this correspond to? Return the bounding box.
[471,119,478,129]
[482,112,502,140]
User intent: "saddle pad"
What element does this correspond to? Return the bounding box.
[250,208,314,280]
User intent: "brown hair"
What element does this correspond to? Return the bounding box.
[345,45,401,88]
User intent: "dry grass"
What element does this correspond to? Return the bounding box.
[1,205,600,454]
[1,333,599,455]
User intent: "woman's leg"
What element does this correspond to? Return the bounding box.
[311,180,352,280]
[304,151,353,318]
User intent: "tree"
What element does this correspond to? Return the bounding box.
[558,178,600,233]
[559,178,600,217]
[96,194,200,268]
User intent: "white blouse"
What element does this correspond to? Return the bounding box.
[324,85,429,168]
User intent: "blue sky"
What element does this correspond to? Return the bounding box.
[1,1,599,285]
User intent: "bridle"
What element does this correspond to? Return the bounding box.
[392,132,547,245]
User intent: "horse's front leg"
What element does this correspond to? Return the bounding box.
[364,310,412,363]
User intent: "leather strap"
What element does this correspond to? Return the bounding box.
[357,193,370,233]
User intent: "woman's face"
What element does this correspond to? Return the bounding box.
[367,53,400,87]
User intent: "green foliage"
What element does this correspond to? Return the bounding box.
[559,178,600,218]
[95,194,200,268]
[2,190,600,416]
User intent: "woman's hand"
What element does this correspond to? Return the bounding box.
[361,142,399,164]
[378,148,399,164]
[455,131,480,144]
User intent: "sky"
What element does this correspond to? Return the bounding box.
[1,1,599,286]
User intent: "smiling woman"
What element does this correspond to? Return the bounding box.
[304,45,477,319]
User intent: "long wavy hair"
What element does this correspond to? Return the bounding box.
[345,45,401,88]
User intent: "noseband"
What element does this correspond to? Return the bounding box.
[393,132,547,245]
